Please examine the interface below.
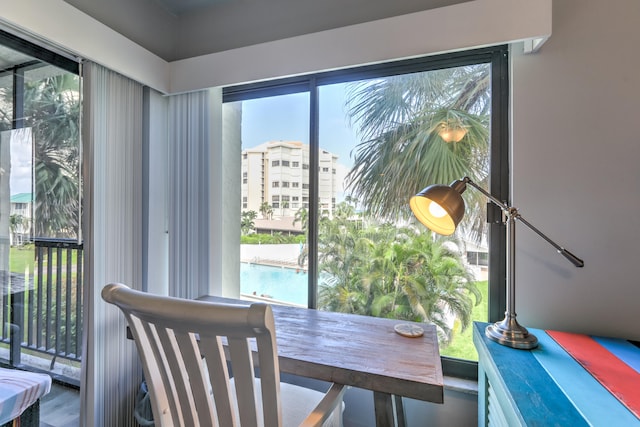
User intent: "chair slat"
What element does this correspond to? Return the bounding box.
[199,334,235,427]
[174,331,217,427]
[155,325,197,426]
[256,333,281,426]
[228,337,259,427]
[136,315,183,426]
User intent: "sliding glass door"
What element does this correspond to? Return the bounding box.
[0,31,82,384]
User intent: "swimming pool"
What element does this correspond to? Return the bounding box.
[240,263,308,305]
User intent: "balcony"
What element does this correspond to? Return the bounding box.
[0,238,83,386]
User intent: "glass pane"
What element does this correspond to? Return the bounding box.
[232,92,310,306]
[0,43,82,392]
[317,65,491,361]
[24,65,81,240]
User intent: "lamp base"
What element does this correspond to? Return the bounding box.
[485,317,538,350]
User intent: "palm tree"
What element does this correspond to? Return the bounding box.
[344,65,491,241]
[293,207,310,267]
[318,217,480,344]
[293,207,308,233]
[9,214,30,245]
[259,202,273,220]
[23,73,81,239]
[241,210,257,235]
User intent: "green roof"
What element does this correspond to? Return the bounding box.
[11,193,33,203]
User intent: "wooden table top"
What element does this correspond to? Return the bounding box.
[199,296,444,404]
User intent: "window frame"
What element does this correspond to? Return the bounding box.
[224,46,509,380]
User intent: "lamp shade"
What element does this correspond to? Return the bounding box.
[439,125,468,143]
[409,184,466,235]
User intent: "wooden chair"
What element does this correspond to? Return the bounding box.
[102,283,346,427]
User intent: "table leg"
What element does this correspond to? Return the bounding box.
[394,395,406,427]
[373,392,406,427]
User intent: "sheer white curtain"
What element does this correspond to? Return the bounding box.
[81,61,144,427]
[168,91,211,299]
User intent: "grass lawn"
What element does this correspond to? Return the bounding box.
[9,245,36,273]
[439,280,488,361]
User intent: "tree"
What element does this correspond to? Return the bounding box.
[241,210,257,235]
[318,201,481,344]
[344,65,491,241]
[24,73,81,239]
[9,214,29,245]
[259,202,273,220]
[292,207,309,234]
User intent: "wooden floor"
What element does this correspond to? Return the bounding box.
[39,382,80,427]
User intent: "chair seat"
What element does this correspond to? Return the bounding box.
[230,378,343,427]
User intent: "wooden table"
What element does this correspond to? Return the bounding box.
[199,296,444,427]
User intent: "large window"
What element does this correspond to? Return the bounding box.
[223,46,508,378]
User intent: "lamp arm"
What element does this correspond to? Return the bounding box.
[461,177,584,268]
[461,177,509,210]
[514,215,584,267]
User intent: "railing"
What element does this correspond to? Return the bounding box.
[0,238,83,372]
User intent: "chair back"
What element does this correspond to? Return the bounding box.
[102,283,283,427]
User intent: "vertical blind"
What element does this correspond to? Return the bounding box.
[168,91,210,299]
[80,61,144,427]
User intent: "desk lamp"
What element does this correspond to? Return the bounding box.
[409,177,584,349]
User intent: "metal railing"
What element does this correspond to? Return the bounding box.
[1,238,83,371]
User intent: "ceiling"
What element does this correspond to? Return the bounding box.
[62,0,471,61]
[152,0,231,15]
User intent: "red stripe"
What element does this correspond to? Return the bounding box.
[548,330,640,419]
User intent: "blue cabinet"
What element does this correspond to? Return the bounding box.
[473,322,639,426]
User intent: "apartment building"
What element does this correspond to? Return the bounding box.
[242,141,338,219]
[9,192,31,246]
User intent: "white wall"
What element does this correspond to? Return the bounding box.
[511,0,640,340]
[169,0,552,93]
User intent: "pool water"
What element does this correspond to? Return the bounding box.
[240,263,308,305]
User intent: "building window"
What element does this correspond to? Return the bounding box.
[272,196,279,202]
[292,182,299,188]
[292,161,299,167]
[272,182,279,188]
[282,182,289,188]
[223,46,508,380]
[272,160,280,167]
[282,160,290,167]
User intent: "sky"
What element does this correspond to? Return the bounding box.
[3,127,32,196]
[240,83,361,170]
